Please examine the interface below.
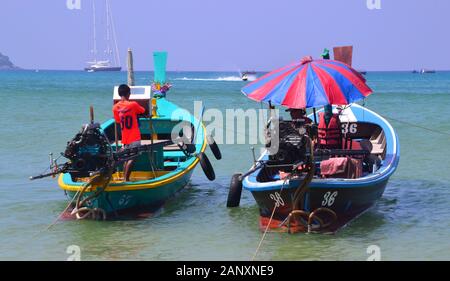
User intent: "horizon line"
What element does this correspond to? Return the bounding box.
[3,68,450,73]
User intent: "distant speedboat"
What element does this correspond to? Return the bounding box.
[420,69,436,74]
[85,0,121,72]
[358,70,367,75]
[242,71,257,81]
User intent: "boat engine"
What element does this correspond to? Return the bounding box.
[63,123,112,178]
[30,121,188,181]
[267,120,309,164]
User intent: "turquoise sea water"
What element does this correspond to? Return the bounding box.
[0,70,449,260]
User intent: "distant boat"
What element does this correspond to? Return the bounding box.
[241,71,257,81]
[359,70,367,75]
[85,61,122,72]
[85,0,121,72]
[420,69,435,74]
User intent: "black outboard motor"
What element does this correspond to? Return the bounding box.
[64,123,112,178]
[267,120,309,164]
[30,121,193,181]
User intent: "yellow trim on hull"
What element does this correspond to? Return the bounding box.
[58,126,208,192]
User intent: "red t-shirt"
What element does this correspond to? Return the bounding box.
[113,101,146,145]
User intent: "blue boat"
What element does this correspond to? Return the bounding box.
[238,104,400,233]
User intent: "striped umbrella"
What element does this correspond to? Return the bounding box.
[242,56,372,109]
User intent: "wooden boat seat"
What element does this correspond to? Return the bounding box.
[140,140,169,145]
[314,149,370,161]
[370,130,384,144]
[369,131,386,155]
[139,140,182,151]
[115,140,169,146]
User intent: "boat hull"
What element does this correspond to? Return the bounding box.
[64,169,194,218]
[249,177,389,233]
[84,67,122,72]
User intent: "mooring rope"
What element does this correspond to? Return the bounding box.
[33,172,107,237]
[252,177,289,261]
[357,105,450,136]
[33,188,83,237]
[50,174,103,226]
[72,168,114,221]
[252,136,316,260]
[383,114,450,136]
[43,190,81,232]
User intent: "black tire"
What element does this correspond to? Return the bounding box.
[227,173,243,208]
[207,135,222,160]
[198,152,215,181]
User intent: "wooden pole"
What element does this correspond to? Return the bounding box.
[125,48,134,154]
[127,48,135,86]
[89,105,95,124]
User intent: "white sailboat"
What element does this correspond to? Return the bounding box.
[85,0,121,72]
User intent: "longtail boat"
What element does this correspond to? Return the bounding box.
[31,51,221,220]
[237,105,399,233]
[227,48,400,233]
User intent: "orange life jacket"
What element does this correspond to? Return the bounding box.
[318,112,342,148]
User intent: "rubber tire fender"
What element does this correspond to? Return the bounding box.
[207,135,222,160]
[227,173,243,208]
[198,152,215,181]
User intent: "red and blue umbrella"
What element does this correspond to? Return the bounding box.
[242,56,372,109]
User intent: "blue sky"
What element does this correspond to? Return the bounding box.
[1,0,449,71]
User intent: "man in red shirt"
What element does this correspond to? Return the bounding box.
[113,85,146,181]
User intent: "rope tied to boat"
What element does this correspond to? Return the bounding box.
[35,172,108,235]
[252,136,317,260]
[71,166,114,221]
[252,175,290,261]
[307,208,337,233]
[72,207,106,221]
[283,207,337,233]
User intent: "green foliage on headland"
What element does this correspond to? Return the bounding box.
[0,52,20,70]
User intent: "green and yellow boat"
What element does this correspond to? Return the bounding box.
[31,52,221,220]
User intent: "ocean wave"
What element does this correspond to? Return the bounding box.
[174,76,245,82]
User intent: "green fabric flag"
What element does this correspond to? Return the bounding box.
[153,51,168,84]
